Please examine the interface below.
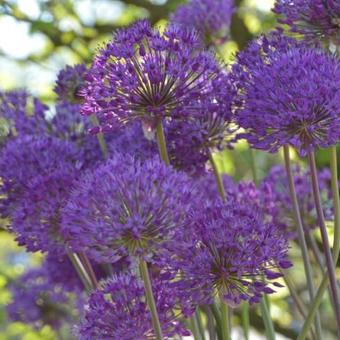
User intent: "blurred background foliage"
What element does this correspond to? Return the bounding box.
[0,0,338,339]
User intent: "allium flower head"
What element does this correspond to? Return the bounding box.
[172,199,291,306]
[171,0,234,45]
[232,32,340,155]
[80,20,223,132]
[61,155,194,263]
[273,0,340,44]
[54,64,88,103]
[78,273,190,340]
[165,73,237,175]
[7,268,80,330]
[0,135,80,252]
[261,165,336,234]
[0,90,48,142]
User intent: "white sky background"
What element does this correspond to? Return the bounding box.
[0,0,275,98]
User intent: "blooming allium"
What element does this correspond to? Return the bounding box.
[171,199,291,306]
[232,32,340,155]
[261,165,335,234]
[171,0,234,46]
[80,20,223,132]
[78,273,190,340]
[61,155,194,263]
[0,135,80,252]
[54,64,88,103]
[165,73,237,175]
[0,90,48,142]
[7,268,80,330]
[273,0,340,44]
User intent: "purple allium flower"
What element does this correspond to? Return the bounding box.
[171,0,234,46]
[43,254,84,292]
[273,0,340,44]
[61,155,194,263]
[165,74,237,175]
[54,64,88,103]
[261,164,336,234]
[7,268,80,330]
[0,90,48,142]
[232,32,340,155]
[80,20,223,132]
[78,273,190,340]
[0,135,80,252]
[171,199,290,306]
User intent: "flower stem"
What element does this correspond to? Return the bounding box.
[283,146,322,339]
[190,314,202,340]
[78,251,98,288]
[210,303,223,340]
[307,151,340,327]
[90,114,107,158]
[298,148,340,340]
[196,310,206,340]
[208,151,226,201]
[220,300,230,340]
[248,147,258,185]
[139,259,163,340]
[241,302,249,340]
[156,119,170,166]
[203,306,216,340]
[67,252,92,293]
[259,298,275,340]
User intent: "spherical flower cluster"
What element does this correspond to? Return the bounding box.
[273,0,340,44]
[54,64,88,103]
[171,0,234,45]
[232,32,340,155]
[43,254,84,292]
[78,273,190,340]
[171,199,291,306]
[61,155,194,263]
[165,74,237,175]
[0,135,80,252]
[80,20,224,132]
[7,268,80,330]
[261,165,335,233]
[0,90,48,142]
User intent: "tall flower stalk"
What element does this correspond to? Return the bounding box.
[283,146,323,339]
[139,260,164,340]
[298,146,340,339]
[307,151,340,328]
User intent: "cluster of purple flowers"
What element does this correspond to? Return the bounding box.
[7,264,83,331]
[232,32,340,155]
[3,0,340,337]
[171,0,234,45]
[273,0,340,44]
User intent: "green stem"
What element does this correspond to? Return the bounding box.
[90,114,107,158]
[241,302,249,340]
[156,120,170,166]
[298,147,340,340]
[248,147,258,185]
[260,298,275,340]
[283,146,322,339]
[196,310,206,340]
[220,301,231,340]
[190,314,202,340]
[203,306,216,340]
[139,259,163,340]
[78,251,98,288]
[208,151,226,201]
[67,252,92,292]
[307,151,340,328]
[210,303,223,340]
